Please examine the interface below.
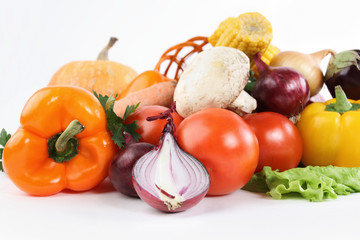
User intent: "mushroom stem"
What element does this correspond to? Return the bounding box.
[228,91,257,116]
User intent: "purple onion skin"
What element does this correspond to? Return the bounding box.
[133,180,209,213]
[132,105,210,213]
[325,50,360,100]
[109,142,153,198]
[252,52,310,117]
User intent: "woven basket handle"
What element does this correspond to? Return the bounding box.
[154,36,210,81]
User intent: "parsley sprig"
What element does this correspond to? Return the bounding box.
[244,69,257,94]
[93,92,141,148]
[0,129,11,172]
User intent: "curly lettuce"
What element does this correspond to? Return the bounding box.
[242,166,360,202]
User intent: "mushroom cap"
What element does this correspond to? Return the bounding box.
[174,46,250,118]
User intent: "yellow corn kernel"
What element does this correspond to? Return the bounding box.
[252,44,280,77]
[263,44,280,65]
[209,12,273,65]
[208,17,235,46]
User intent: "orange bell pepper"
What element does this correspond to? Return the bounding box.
[119,70,172,99]
[3,86,116,196]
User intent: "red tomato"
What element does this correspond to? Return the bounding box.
[177,108,259,196]
[242,112,303,172]
[125,105,183,145]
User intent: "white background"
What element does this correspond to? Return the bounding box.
[1,0,360,239]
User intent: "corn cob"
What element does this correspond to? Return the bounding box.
[252,44,280,77]
[209,12,273,66]
[208,17,235,46]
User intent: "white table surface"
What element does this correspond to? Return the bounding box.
[1,0,359,239]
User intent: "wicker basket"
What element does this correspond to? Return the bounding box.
[154,36,210,81]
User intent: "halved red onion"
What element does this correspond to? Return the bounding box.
[132,127,210,213]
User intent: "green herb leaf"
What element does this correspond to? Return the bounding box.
[123,102,140,120]
[244,69,257,94]
[123,120,141,142]
[0,128,11,172]
[248,69,257,82]
[93,91,118,111]
[93,92,140,148]
[110,127,125,148]
[93,91,107,109]
[0,129,11,147]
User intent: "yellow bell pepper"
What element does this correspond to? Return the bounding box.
[297,85,360,167]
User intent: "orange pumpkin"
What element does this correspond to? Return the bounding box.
[48,37,138,97]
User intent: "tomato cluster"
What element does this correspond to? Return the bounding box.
[127,106,302,196]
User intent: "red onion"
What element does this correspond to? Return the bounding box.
[252,52,310,117]
[109,141,154,197]
[132,103,210,213]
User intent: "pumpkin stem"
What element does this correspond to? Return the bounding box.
[97,37,118,61]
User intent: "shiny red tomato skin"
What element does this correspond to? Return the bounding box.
[177,108,259,196]
[125,105,183,146]
[242,112,303,172]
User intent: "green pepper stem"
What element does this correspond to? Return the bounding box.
[334,85,352,112]
[55,120,84,153]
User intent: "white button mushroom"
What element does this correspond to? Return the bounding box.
[174,46,257,118]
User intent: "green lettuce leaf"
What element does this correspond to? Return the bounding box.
[242,166,360,202]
